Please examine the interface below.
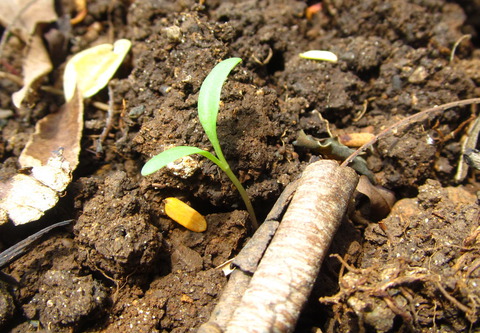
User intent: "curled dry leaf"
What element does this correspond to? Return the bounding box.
[12,31,53,107]
[0,0,58,107]
[63,39,132,101]
[0,90,83,226]
[355,175,396,222]
[293,130,376,183]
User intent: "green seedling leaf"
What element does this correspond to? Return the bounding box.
[198,57,242,161]
[141,146,219,176]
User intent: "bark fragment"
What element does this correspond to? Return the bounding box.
[225,160,358,332]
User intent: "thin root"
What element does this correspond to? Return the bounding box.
[435,281,474,318]
[450,34,472,64]
[330,253,362,274]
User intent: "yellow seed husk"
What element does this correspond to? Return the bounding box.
[338,132,375,147]
[164,197,207,232]
[299,50,338,63]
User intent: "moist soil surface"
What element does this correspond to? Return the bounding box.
[1,0,480,332]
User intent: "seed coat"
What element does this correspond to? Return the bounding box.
[164,197,207,232]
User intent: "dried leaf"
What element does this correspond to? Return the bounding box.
[293,130,376,183]
[63,39,132,101]
[0,174,59,226]
[0,0,57,40]
[12,31,52,107]
[355,175,396,221]
[0,90,83,225]
[19,89,83,169]
[0,0,57,107]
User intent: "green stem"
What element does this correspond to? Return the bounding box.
[203,151,258,229]
[220,164,259,230]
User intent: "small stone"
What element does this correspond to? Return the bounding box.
[164,26,182,42]
[408,66,428,83]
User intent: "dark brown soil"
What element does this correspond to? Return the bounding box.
[1,0,480,332]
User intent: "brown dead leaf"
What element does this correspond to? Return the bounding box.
[0,0,57,40]
[12,30,52,107]
[19,89,83,169]
[0,90,83,225]
[355,175,396,221]
[0,0,57,107]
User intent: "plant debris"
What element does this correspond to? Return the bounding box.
[63,39,131,101]
[294,130,375,183]
[354,175,396,222]
[322,180,480,331]
[0,90,83,225]
[0,0,57,107]
[164,197,207,232]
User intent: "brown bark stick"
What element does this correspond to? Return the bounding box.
[224,160,358,333]
[198,181,298,332]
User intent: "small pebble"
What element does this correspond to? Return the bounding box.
[408,66,428,83]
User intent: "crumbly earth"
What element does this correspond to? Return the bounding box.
[1,0,480,332]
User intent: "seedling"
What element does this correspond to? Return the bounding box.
[141,58,258,229]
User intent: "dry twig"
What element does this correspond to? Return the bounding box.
[342,98,480,167]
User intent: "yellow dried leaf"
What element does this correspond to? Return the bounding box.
[63,39,131,101]
[164,197,207,232]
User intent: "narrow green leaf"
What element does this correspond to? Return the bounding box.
[141,146,219,176]
[198,57,242,161]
